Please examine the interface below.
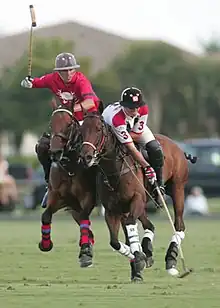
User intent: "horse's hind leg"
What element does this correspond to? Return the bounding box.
[165,182,186,275]
[38,191,62,252]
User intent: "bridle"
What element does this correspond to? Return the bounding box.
[81,114,108,159]
[51,107,80,145]
[51,108,73,140]
[50,107,81,164]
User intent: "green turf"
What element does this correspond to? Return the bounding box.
[0,218,219,308]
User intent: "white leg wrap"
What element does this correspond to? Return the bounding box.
[126,223,142,254]
[171,231,185,246]
[118,241,135,259]
[138,127,155,145]
[143,229,154,242]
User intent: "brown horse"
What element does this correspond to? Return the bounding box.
[79,112,195,281]
[38,105,97,268]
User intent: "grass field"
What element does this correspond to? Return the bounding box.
[0,217,220,308]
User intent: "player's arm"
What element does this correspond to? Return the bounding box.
[113,125,149,169]
[74,79,96,112]
[21,74,52,89]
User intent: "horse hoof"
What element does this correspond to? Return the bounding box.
[38,241,53,252]
[166,258,177,272]
[167,267,179,277]
[145,256,154,268]
[79,254,93,268]
[79,244,93,267]
[134,251,146,272]
[131,275,143,283]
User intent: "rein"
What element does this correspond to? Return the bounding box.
[51,107,80,145]
[81,113,141,182]
[81,114,108,158]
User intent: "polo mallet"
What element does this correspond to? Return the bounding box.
[28,4,37,79]
[156,186,193,278]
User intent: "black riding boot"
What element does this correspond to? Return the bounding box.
[35,133,51,207]
[145,140,165,205]
[41,158,51,184]
[35,133,51,183]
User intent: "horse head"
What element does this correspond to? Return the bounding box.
[50,105,80,162]
[80,112,108,168]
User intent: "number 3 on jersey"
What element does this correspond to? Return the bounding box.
[138,121,144,131]
[121,131,129,140]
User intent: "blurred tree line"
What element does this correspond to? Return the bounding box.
[1,36,220,152]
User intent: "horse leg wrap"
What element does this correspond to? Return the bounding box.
[88,229,95,245]
[41,224,52,248]
[165,232,185,269]
[142,229,154,257]
[126,223,142,254]
[171,231,185,246]
[117,241,135,259]
[80,220,92,246]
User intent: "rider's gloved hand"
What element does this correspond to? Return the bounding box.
[21,77,33,88]
[144,166,157,185]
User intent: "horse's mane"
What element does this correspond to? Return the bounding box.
[84,111,129,157]
[104,120,129,157]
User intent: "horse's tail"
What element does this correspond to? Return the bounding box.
[184,152,197,164]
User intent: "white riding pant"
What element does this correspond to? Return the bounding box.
[136,126,155,145]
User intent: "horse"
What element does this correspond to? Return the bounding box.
[38,104,97,268]
[79,111,195,281]
[79,111,155,281]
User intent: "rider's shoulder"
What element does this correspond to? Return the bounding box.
[139,104,149,116]
[107,101,121,109]
[74,71,88,83]
[112,107,126,127]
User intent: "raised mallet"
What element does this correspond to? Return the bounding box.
[28,4,37,78]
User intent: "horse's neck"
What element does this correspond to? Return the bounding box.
[100,128,133,173]
[64,124,80,163]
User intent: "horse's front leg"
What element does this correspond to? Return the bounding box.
[105,210,139,282]
[165,182,186,276]
[77,193,95,268]
[121,211,154,277]
[38,190,63,252]
[71,210,95,246]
